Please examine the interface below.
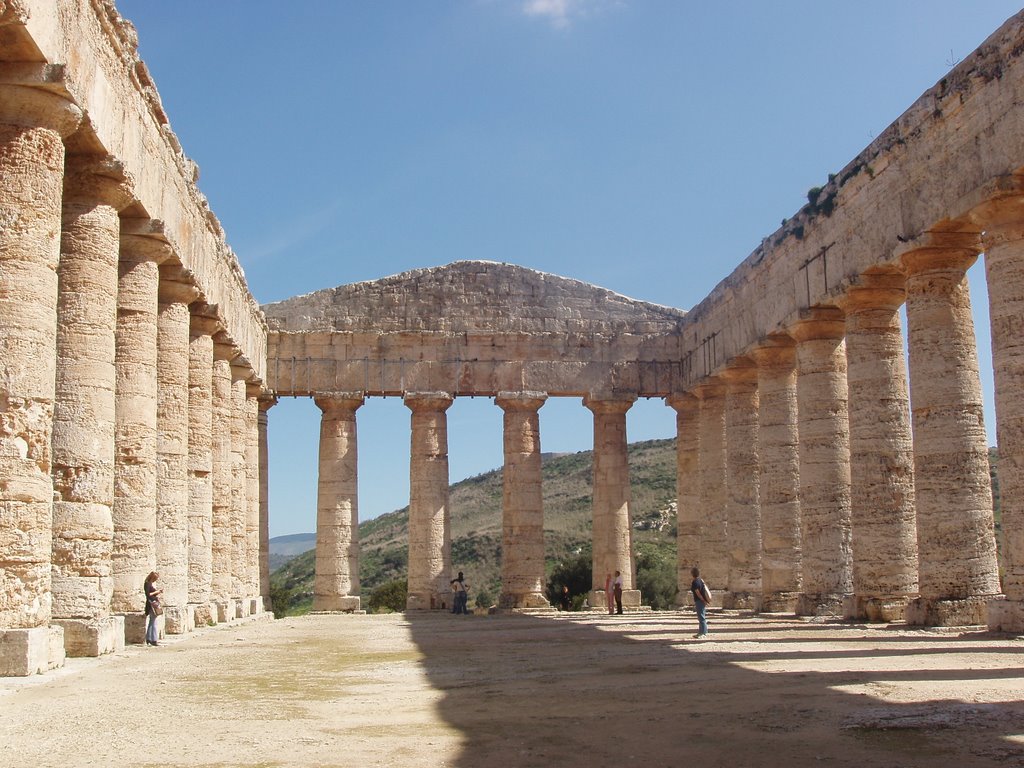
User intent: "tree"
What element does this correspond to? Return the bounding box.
[635,543,678,610]
[545,550,592,610]
[367,579,408,613]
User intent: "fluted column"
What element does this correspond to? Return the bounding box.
[749,336,802,612]
[210,340,236,617]
[495,392,549,610]
[313,393,364,612]
[404,393,454,611]
[50,156,132,657]
[693,380,728,597]
[0,81,81,674]
[720,359,761,610]
[258,395,277,610]
[585,394,639,611]
[155,268,200,634]
[902,241,1000,626]
[111,225,171,635]
[187,308,219,626]
[666,393,699,606]
[792,307,852,616]
[229,364,249,614]
[244,384,261,611]
[979,201,1024,632]
[839,271,918,622]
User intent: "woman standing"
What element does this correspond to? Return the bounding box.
[604,573,614,615]
[144,572,162,646]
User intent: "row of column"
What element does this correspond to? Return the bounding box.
[0,83,270,675]
[310,390,642,613]
[671,229,1024,630]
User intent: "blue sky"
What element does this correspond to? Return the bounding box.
[117,1,1021,537]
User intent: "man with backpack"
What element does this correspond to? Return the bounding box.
[690,566,711,638]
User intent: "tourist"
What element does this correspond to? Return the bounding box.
[144,571,162,646]
[559,585,571,611]
[613,570,623,615]
[690,566,710,638]
[604,573,614,615]
[450,571,469,614]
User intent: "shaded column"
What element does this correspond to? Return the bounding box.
[902,240,1000,626]
[229,364,249,616]
[979,201,1024,632]
[50,155,132,657]
[666,393,699,606]
[495,392,549,610]
[258,395,277,611]
[0,81,81,675]
[155,268,200,634]
[694,380,728,597]
[584,394,640,611]
[720,359,761,610]
[210,340,237,619]
[404,393,454,611]
[187,307,220,626]
[792,307,852,616]
[313,393,364,612]
[112,222,171,646]
[749,336,802,612]
[839,271,918,622]
[244,384,261,612]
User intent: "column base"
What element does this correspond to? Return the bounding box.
[163,604,193,635]
[405,592,433,611]
[588,589,643,613]
[234,598,251,619]
[795,593,846,618]
[249,596,263,615]
[906,595,993,627]
[721,591,761,611]
[121,612,161,645]
[215,600,235,623]
[51,615,125,656]
[987,596,1024,633]
[312,595,362,613]
[761,592,800,613]
[497,592,550,610]
[190,602,218,628]
[843,595,909,623]
[0,627,52,676]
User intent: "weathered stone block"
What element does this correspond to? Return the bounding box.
[51,615,122,656]
[987,597,1024,633]
[249,597,263,615]
[906,596,991,627]
[235,599,250,619]
[191,602,216,627]
[215,600,234,623]
[0,627,50,676]
[48,625,66,670]
[163,605,191,635]
[121,612,148,645]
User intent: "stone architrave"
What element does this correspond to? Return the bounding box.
[50,155,132,657]
[313,393,364,613]
[111,223,172,646]
[404,393,454,611]
[187,308,220,626]
[229,364,250,615]
[244,384,261,613]
[0,81,81,675]
[720,359,761,611]
[792,307,852,617]
[666,393,699,606]
[258,395,277,610]
[210,340,237,619]
[901,241,1001,626]
[749,336,802,612]
[156,268,201,634]
[977,201,1024,633]
[693,380,728,599]
[584,394,640,612]
[838,271,918,622]
[495,392,550,610]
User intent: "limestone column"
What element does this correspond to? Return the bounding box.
[155,268,200,634]
[187,308,220,626]
[693,380,728,597]
[210,340,237,619]
[258,395,277,610]
[584,394,640,611]
[839,271,918,622]
[902,241,1000,626]
[229,364,249,616]
[404,393,454,610]
[979,202,1024,632]
[792,307,852,616]
[495,392,549,610]
[666,393,699,606]
[50,156,132,658]
[313,393,364,612]
[244,384,261,612]
[112,223,171,645]
[720,359,761,610]
[749,336,802,612]
[0,81,81,675]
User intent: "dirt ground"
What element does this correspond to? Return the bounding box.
[1,609,1022,768]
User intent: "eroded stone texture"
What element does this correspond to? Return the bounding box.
[210,343,236,608]
[749,336,802,612]
[793,308,852,616]
[50,156,133,634]
[720,360,761,610]
[187,310,219,609]
[839,272,918,622]
[0,85,81,631]
[244,385,260,603]
[495,392,549,610]
[666,393,699,604]
[405,393,453,610]
[585,395,640,610]
[229,365,248,603]
[258,395,276,608]
[902,243,1000,626]
[111,228,171,614]
[694,380,728,597]
[156,269,200,632]
[313,393,363,612]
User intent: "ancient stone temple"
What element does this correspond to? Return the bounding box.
[3,1,1024,676]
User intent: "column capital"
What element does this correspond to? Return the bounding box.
[119,226,173,267]
[230,362,253,384]
[159,267,202,306]
[245,381,265,399]
[897,230,981,276]
[0,2,29,25]
[837,269,906,314]
[665,391,699,415]
[691,377,725,400]
[790,306,846,343]
[63,154,135,210]
[403,392,454,413]
[257,393,278,413]
[314,392,365,414]
[718,356,759,388]
[583,393,635,415]
[748,333,796,369]
[213,338,241,364]
[0,79,82,136]
[495,391,547,412]
[968,188,1024,246]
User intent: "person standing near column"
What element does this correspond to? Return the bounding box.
[613,570,623,615]
[143,572,162,647]
[691,567,711,639]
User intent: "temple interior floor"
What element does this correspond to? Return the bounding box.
[1,610,1022,768]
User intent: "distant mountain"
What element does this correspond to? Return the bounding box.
[268,532,316,571]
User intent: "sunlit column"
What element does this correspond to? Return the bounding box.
[666,393,699,606]
[694,379,728,598]
[258,394,277,610]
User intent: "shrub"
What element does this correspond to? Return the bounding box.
[367,578,408,613]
